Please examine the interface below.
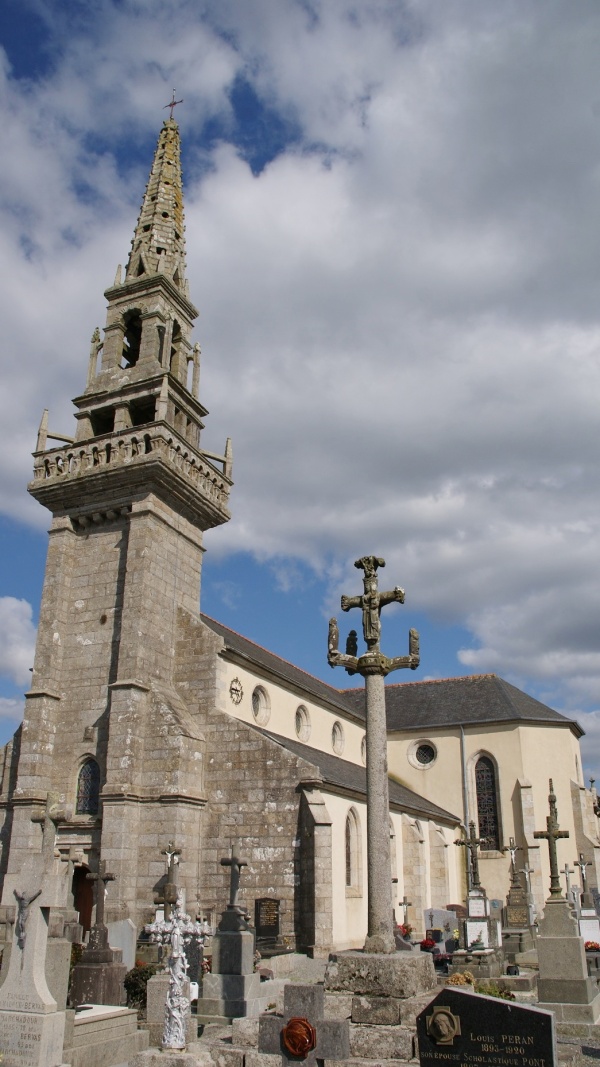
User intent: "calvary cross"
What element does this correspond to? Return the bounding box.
[454,820,486,891]
[533,779,569,899]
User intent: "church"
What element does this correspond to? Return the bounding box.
[0,116,598,958]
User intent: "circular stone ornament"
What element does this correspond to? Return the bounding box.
[282,1017,317,1058]
[229,678,243,705]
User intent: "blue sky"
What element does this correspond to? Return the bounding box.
[2,1,600,773]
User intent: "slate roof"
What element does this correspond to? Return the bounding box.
[343,674,583,737]
[257,728,460,824]
[201,614,361,719]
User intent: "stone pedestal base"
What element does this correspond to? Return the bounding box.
[70,953,127,1009]
[0,1007,66,1067]
[502,926,535,961]
[537,897,597,1007]
[197,971,280,1024]
[324,951,436,998]
[63,1004,148,1067]
[146,973,196,1048]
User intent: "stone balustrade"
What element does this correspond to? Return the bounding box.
[32,422,230,509]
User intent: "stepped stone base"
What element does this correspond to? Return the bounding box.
[63,1004,148,1067]
[324,951,436,998]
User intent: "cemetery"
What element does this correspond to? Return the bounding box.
[2,112,600,1066]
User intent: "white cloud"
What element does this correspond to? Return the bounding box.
[2,2,600,720]
[0,599,37,686]
[0,698,25,726]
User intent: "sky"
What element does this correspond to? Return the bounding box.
[1,0,600,774]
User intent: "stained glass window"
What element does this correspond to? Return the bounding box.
[475,756,499,850]
[76,758,101,815]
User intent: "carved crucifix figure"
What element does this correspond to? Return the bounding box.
[401,895,412,926]
[454,821,486,891]
[155,841,181,920]
[533,779,569,899]
[575,853,593,905]
[13,888,42,950]
[327,556,419,954]
[502,837,523,887]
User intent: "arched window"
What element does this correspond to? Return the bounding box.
[76,758,101,815]
[475,756,500,850]
[345,807,361,889]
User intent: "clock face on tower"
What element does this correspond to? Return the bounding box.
[229,678,244,705]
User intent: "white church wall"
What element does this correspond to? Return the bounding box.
[325,792,368,950]
[218,658,367,766]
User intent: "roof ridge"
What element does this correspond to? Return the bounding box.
[382,673,498,691]
[200,612,349,699]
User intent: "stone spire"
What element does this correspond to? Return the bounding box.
[125,119,188,294]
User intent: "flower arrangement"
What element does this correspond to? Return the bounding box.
[446,971,474,986]
[420,937,436,950]
[585,941,600,951]
[201,956,212,975]
[399,923,412,938]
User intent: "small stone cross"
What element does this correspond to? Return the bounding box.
[87,860,115,930]
[533,779,569,899]
[575,853,592,894]
[401,895,412,925]
[560,863,575,898]
[31,792,66,867]
[519,862,534,896]
[259,983,349,1067]
[221,842,248,908]
[455,821,486,890]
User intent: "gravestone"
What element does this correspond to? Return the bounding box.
[423,908,456,944]
[255,897,280,949]
[417,987,556,1066]
[259,982,349,1066]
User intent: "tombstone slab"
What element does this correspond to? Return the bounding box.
[417,986,556,1066]
[324,951,436,999]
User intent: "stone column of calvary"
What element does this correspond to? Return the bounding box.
[328,555,419,954]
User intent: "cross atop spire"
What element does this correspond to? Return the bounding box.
[125,117,188,291]
[164,88,183,121]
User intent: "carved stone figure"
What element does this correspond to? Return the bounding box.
[13,887,42,950]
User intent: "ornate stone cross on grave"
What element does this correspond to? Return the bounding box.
[145,888,205,1050]
[560,863,575,899]
[454,821,486,891]
[328,555,419,954]
[533,779,569,899]
[259,982,349,1067]
[502,837,523,887]
[155,840,181,920]
[87,859,115,948]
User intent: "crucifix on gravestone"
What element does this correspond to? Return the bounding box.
[519,862,534,896]
[560,863,575,900]
[575,853,594,907]
[87,859,115,949]
[454,821,486,892]
[502,837,522,887]
[533,779,569,899]
[402,895,412,926]
[154,841,181,920]
[327,555,419,954]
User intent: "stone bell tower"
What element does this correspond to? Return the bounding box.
[0,118,232,927]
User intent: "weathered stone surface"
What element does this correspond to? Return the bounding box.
[397,991,438,1029]
[349,1022,415,1060]
[231,1016,260,1046]
[351,994,401,1025]
[244,1052,281,1067]
[324,993,353,1020]
[324,952,436,999]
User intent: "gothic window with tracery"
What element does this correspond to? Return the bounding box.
[475,756,500,850]
[76,758,101,815]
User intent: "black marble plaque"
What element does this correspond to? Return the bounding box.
[417,987,556,1067]
[255,897,280,941]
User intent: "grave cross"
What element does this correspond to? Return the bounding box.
[155,840,181,920]
[221,842,248,908]
[401,895,412,925]
[454,821,486,891]
[87,859,115,930]
[533,778,569,899]
[31,791,66,866]
[575,853,593,899]
[259,982,349,1067]
[519,862,534,896]
[502,837,522,886]
[327,555,419,954]
[560,863,575,898]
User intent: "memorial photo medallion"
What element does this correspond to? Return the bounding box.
[282,1017,317,1057]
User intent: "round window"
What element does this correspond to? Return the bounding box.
[251,686,270,726]
[295,705,311,742]
[408,739,437,769]
[332,721,345,755]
